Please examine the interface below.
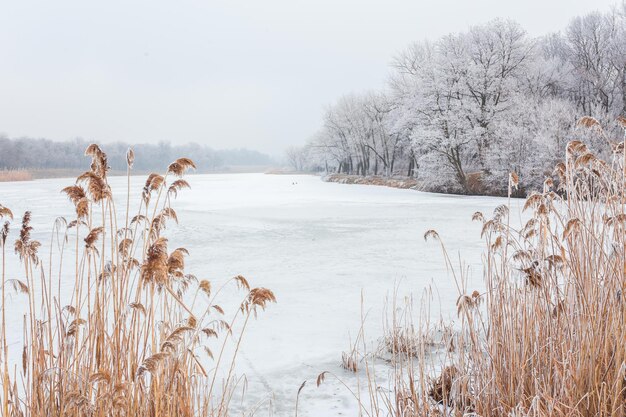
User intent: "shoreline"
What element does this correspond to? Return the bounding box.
[322,173,419,190]
[322,173,528,198]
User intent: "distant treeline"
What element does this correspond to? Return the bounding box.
[0,136,273,172]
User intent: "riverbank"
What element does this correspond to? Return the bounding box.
[321,173,528,197]
[322,173,419,190]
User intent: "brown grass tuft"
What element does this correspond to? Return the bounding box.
[428,366,457,404]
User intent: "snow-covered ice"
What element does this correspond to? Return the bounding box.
[0,173,522,416]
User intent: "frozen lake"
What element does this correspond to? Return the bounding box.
[0,173,520,416]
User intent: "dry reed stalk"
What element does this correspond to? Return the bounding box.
[0,145,275,417]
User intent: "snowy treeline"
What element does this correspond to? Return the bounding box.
[0,136,272,172]
[294,4,626,195]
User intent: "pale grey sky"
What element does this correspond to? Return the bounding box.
[0,0,618,155]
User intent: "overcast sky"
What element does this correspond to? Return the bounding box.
[0,0,618,155]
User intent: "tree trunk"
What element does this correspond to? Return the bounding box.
[447,146,469,194]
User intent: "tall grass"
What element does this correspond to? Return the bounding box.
[454,116,626,416]
[319,116,626,416]
[0,145,275,417]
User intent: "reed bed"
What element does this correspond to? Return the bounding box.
[0,170,32,182]
[0,145,275,417]
[319,117,626,416]
[452,117,626,416]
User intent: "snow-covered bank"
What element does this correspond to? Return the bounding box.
[322,173,419,190]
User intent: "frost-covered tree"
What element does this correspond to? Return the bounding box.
[308,92,402,176]
[389,20,533,193]
[285,146,306,171]
[304,3,626,196]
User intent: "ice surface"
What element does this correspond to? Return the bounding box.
[0,173,522,416]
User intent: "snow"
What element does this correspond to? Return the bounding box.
[0,173,522,416]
